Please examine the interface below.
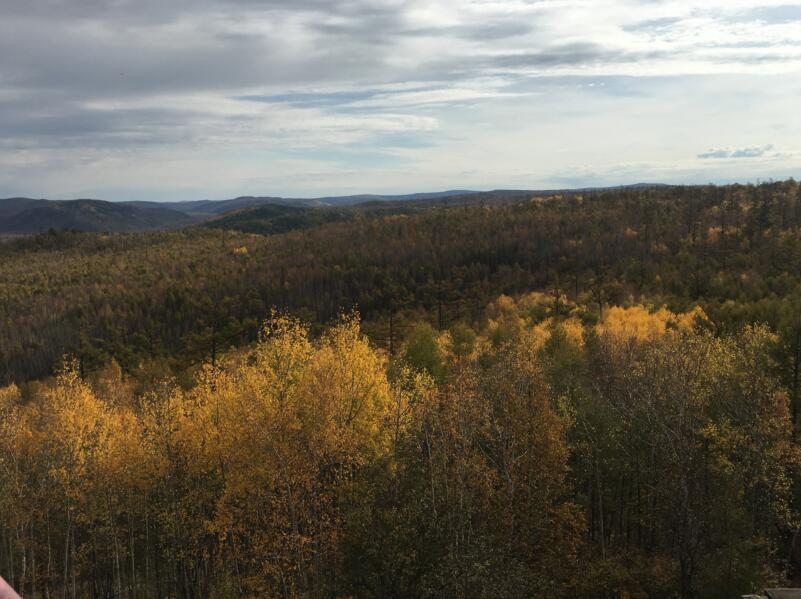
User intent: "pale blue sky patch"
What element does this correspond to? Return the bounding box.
[746,5,801,23]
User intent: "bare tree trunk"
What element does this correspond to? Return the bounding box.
[17,526,25,593]
[129,513,136,599]
[595,457,606,560]
[30,523,37,599]
[63,509,71,599]
[70,526,77,599]
[113,530,122,599]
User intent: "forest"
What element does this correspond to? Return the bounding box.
[2,180,801,597]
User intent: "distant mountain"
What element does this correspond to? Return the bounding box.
[122,196,289,217]
[124,190,482,214]
[0,185,671,235]
[0,198,197,234]
[309,190,480,206]
[3,191,481,234]
[0,197,50,220]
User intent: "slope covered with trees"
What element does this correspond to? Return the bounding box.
[0,199,198,234]
[0,190,491,235]
[0,298,798,598]
[2,180,801,387]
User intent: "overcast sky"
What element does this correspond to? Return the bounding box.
[1,0,800,201]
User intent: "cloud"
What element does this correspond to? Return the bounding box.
[1,0,801,198]
[698,144,776,159]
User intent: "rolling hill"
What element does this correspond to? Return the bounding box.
[0,191,484,234]
[0,185,668,235]
[0,198,197,234]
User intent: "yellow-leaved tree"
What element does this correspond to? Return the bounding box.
[175,313,396,597]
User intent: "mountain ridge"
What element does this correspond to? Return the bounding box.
[0,184,670,234]
[0,198,198,234]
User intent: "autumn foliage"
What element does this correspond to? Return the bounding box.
[0,296,799,598]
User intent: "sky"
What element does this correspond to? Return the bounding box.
[1,0,800,201]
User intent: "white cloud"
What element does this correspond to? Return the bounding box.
[698,144,776,159]
[1,0,801,198]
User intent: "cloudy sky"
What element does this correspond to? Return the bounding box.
[1,0,800,201]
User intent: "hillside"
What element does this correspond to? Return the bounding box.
[0,198,197,234]
[0,197,51,220]
[198,194,464,235]
[0,186,663,235]
[2,179,801,386]
[122,195,290,218]
[201,203,353,235]
[126,190,482,215]
[0,192,480,234]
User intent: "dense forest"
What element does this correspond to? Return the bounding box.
[2,180,801,597]
[3,181,801,386]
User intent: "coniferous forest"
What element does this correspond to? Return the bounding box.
[3,181,801,597]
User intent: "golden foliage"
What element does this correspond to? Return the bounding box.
[0,297,796,598]
[597,304,709,342]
